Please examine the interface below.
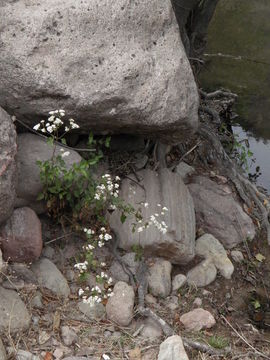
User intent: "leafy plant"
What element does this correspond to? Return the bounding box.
[207,335,229,349]
[33,110,169,307]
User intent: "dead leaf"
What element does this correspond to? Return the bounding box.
[255,253,266,262]
[129,347,142,360]
[53,310,61,332]
[43,352,53,360]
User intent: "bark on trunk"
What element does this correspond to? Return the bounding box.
[171,0,220,59]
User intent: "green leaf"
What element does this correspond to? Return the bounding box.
[36,193,45,201]
[105,136,111,148]
[120,213,127,224]
[61,138,67,145]
[255,253,266,262]
[47,137,54,146]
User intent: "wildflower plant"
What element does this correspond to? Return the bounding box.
[34,110,170,308]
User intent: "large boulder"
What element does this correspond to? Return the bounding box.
[188,176,255,248]
[0,207,43,262]
[0,107,17,225]
[110,169,196,265]
[0,0,198,141]
[16,133,81,209]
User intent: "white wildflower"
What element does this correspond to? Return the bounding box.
[61,151,70,158]
[33,124,40,130]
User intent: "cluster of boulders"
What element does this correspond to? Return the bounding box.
[0,105,256,359]
[0,0,257,358]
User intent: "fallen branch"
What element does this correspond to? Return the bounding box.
[221,315,270,360]
[182,337,230,357]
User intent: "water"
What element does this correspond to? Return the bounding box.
[199,0,270,191]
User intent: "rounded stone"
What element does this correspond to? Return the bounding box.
[106,281,135,326]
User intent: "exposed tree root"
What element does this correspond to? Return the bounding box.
[198,123,270,244]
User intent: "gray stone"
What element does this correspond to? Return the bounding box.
[31,291,43,309]
[145,294,157,305]
[16,134,81,210]
[158,335,189,360]
[196,234,234,279]
[10,264,37,284]
[0,107,17,225]
[187,259,217,287]
[78,301,105,321]
[188,176,255,248]
[16,350,40,360]
[148,259,172,298]
[166,296,179,311]
[0,207,43,263]
[109,252,139,284]
[140,318,162,339]
[231,250,244,263]
[110,169,196,265]
[0,0,198,142]
[175,162,195,181]
[0,287,30,334]
[193,297,203,307]
[0,338,6,360]
[180,308,216,332]
[109,261,129,284]
[42,246,56,260]
[61,326,78,346]
[31,258,70,298]
[2,279,25,290]
[65,270,75,282]
[106,281,135,326]
[172,274,187,292]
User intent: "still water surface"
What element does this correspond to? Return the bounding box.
[199,0,270,191]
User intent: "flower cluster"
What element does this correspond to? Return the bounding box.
[33,110,79,135]
[74,260,88,273]
[137,203,169,235]
[77,273,114,307]
[94,174,120,202]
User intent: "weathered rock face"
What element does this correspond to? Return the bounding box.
[0,207,43,262]
[0,107,17,225]
[16,133,81,209]
[0,0,198,141]
[110,169,196,265]
[188,176,255,248]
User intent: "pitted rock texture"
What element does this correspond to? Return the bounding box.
[0,107,17,225]
[0,207,42,262]
[110,169,196,265]
[0,0,198,142]
[188,176,255,248]
[16,133,81,210]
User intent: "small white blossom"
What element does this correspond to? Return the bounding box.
[33,124,40,130]
[61,151,70,158]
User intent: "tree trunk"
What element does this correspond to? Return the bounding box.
[171,0,220,59]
